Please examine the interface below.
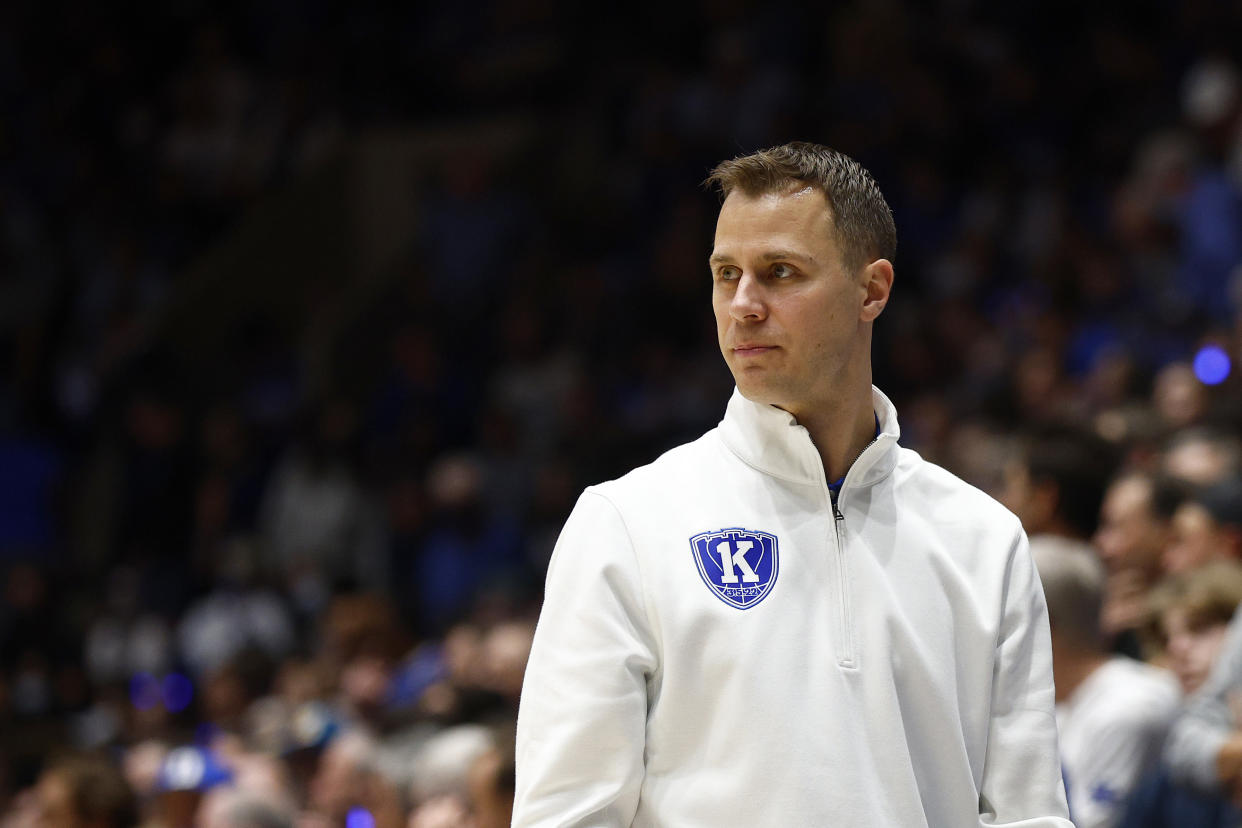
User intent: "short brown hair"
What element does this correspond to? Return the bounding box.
[704,142,897,272]
[1149,559,1242,635]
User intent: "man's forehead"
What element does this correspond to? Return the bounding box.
[719,184,828,210]
[712,187,836,256]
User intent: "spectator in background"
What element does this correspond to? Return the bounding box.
[402,724,516,828]
[1163,478,1242,575]
[176,539,295,679]
[30,754,138,828]
[467,742,515,828]
[1109,559,1242,826]
[1123,564,1242,828]
[1095,471,1184,656]
[1147,561,1242,695]
[1151,364,1211,432]
[1166,579,1242,804]
[407,724,494,817]
[304,730,378,826]
[1176,58,1242,324]
[258,398,387,612]
[1002,423,1117,541]
[1163,427,1242,488]
[198,791,295,828]
[1032,536,1180,828]
[412,454,525,633]
[152,745,235,828]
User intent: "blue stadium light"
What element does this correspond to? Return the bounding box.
[345,808,376,828]
[163,673,194,713]
[1193,345,1231,385]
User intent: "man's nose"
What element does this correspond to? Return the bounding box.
[731,273,767,322]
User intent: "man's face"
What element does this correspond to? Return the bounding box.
[1093,476,1167,575]
[1164,503,1221,574]
[1163,608,1229,695]
[710,188,869,420]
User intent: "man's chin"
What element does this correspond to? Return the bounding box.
[733,382,785,408]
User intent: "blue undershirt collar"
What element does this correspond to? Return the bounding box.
[828,413,881,503]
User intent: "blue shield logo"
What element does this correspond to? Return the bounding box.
[690,528,779,609]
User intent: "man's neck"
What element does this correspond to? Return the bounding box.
[791,381,878,485]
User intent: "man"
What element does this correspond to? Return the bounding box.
[1163,477,1242,575]
[1030,535,1180,828]
[1166,591,1242,811]
[1094,471,1181,655]
[1149,560,1242,695]
[1001,424,1117,542]
[514,143,1071,826]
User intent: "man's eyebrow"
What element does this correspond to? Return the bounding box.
[759,250,814,263]
[709,250,814,266]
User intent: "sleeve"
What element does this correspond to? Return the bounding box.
[1067,700,1178,828]
[1164,609,1242,790]
[512,490,658,828]
[978,527,1075,827]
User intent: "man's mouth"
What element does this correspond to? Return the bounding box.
[733,345,776,357]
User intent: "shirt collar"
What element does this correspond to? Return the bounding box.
[717,386,901,489]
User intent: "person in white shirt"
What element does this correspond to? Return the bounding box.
[1031,535,1181,827]
[513,142,1072,827]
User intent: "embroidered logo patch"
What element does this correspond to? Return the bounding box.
[690,527,779,609]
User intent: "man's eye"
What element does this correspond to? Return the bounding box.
[771,263,794,279]
[717,266,740,281]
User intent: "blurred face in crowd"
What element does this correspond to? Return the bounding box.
[1000,459,1054,536]
[1152,363,1207,428]
[1162,608,1230,694]
[1164,439,1234,487]
[122,740,168,800]
[35,771,79,828]
[1094,476,1167,575]
[1164,502,1224,574]
[711,187,889,421]
[309,733,371,821]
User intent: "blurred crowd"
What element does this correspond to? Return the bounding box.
[2,1,1242,826]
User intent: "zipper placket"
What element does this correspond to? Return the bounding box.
[830,493,856,668]
[828,429,881,670]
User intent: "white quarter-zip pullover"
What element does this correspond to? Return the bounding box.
[514,387,1072,826]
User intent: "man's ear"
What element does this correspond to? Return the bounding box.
[860,258,894,322]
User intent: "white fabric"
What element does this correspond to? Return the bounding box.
[514,387,1072,827]
[1057,657,1180,828]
